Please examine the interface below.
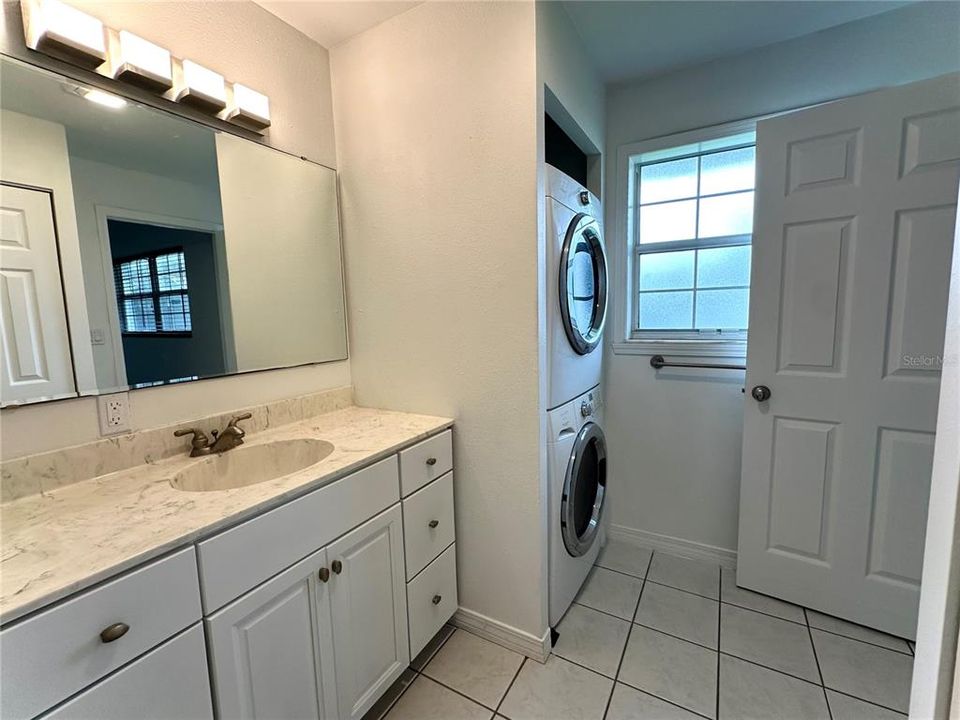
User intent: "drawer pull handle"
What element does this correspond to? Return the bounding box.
[100,623,130,643]
[318,567,330,583]
[432,594,442,605]
[332,560,343,575]
[428,519,439,529]
[426,457,438,466]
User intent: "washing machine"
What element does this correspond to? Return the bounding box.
[546,165,608,411]
[548,384,607,628]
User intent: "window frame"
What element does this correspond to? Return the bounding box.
[113,247,193,337]
[612,118,760,358]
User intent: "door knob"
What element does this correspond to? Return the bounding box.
[426,457,437,466]
[100,622,130,643]
[432,594,442,605]
[428,519,439,529]
[318,567,330,583]
[751,385,772,402]
[332,560,342,574]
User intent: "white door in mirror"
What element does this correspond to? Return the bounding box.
[0,185,76,404]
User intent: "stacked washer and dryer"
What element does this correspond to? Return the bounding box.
[545,165,609,630]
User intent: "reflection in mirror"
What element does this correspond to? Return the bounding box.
[0,57,346,405]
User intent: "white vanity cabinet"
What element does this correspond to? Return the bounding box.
[205,547,338,720]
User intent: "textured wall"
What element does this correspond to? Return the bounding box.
[332,2,545,639]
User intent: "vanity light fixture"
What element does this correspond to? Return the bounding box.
[111,30,172,92]
[20,0,107,68]
[226,83,271,131]
[176,59,227,114]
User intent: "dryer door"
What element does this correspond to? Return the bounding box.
[559,214,607,355]
[561,421,607,557]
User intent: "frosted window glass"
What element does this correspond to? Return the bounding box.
[697,246,751,288]
[639,250,694,291]
[695,288,749,329]
[639,199,696,244]
[638,291,693,329]
[698,191,754,238]
[700,147,755,195]
[640,157,698,204]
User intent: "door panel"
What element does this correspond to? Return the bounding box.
[739,73,960,638]
[328,504,409,720]
[0,185,75,403]
[206,547,337,720]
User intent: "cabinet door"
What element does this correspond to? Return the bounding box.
[328,504,409,720]
[40,625,212,720]
[205,547,337,720]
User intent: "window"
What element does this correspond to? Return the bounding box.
[114,249,192,334]
[628,131,756,343]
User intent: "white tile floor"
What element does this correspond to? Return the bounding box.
[369,541,915,720]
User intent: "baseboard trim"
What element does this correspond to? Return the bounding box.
[452,607,551,662]
[609,524,738,569]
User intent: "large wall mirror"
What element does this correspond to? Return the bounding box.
[0,57,347,406]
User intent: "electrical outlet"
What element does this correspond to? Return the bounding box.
[98,393,131,435]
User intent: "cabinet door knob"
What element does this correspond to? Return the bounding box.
[431,594,442,605]
[318,567,330,583]
[428,519,439,529]
[100,622,130,643]
[332,560,343,574]
[425,457,437,466]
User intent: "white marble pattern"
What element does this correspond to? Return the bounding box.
[718,654,829,720]
[0,401,452,623]
[385,675,491,720]
[720,604,821,683]
[618,625,717,719]
[423,629,523,708]
[647,552,720,599]
[605,683,702,720]
[811,629,914,713]
[635,581,719,649]
[552,603,631,678]
[499,655,612,720]
[595,540,652,579]
[806,610,911,653]
[720,567,806,624]
[574,566,643,621]
[825,689,906,719]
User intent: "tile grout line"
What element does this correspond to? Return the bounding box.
[492,656,526,719]
[715,565,722,720]
[826,687,910,717]
[614,677,716,720]
[601,550,653,720]
[805,608,834,720]
[631,620,718,653]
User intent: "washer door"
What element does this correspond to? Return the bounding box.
[559,214,607,355]
[561,421,607,557]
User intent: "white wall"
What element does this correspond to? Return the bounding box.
[332,2,545,641]
[0,1,350,460]
[604,2,960,553]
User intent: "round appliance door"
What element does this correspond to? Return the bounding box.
[561,421,607,557]
[559,214,608,355]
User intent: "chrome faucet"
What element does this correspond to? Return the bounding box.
[174,413,253,457]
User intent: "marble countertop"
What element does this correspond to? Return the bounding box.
[0,406,453,625]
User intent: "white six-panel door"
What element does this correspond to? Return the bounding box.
[738,73,960,638]
[0,184,75,404]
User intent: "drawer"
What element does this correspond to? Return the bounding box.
[399,430,452,497]
[40,624,213,720]
[0,547,201,720]
[402,471,455,580]
[198,455,399,612]
[407,543,457,658]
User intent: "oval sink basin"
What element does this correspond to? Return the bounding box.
[169,438,334,492]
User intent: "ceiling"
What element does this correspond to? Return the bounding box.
[254,1,421,49]
[1,59,219,188]
[561,1,913,83]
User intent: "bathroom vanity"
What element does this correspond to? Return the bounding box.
[0,398,456,720]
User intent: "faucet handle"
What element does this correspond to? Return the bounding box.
[174,428,210,450]
[228,412,252,430]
